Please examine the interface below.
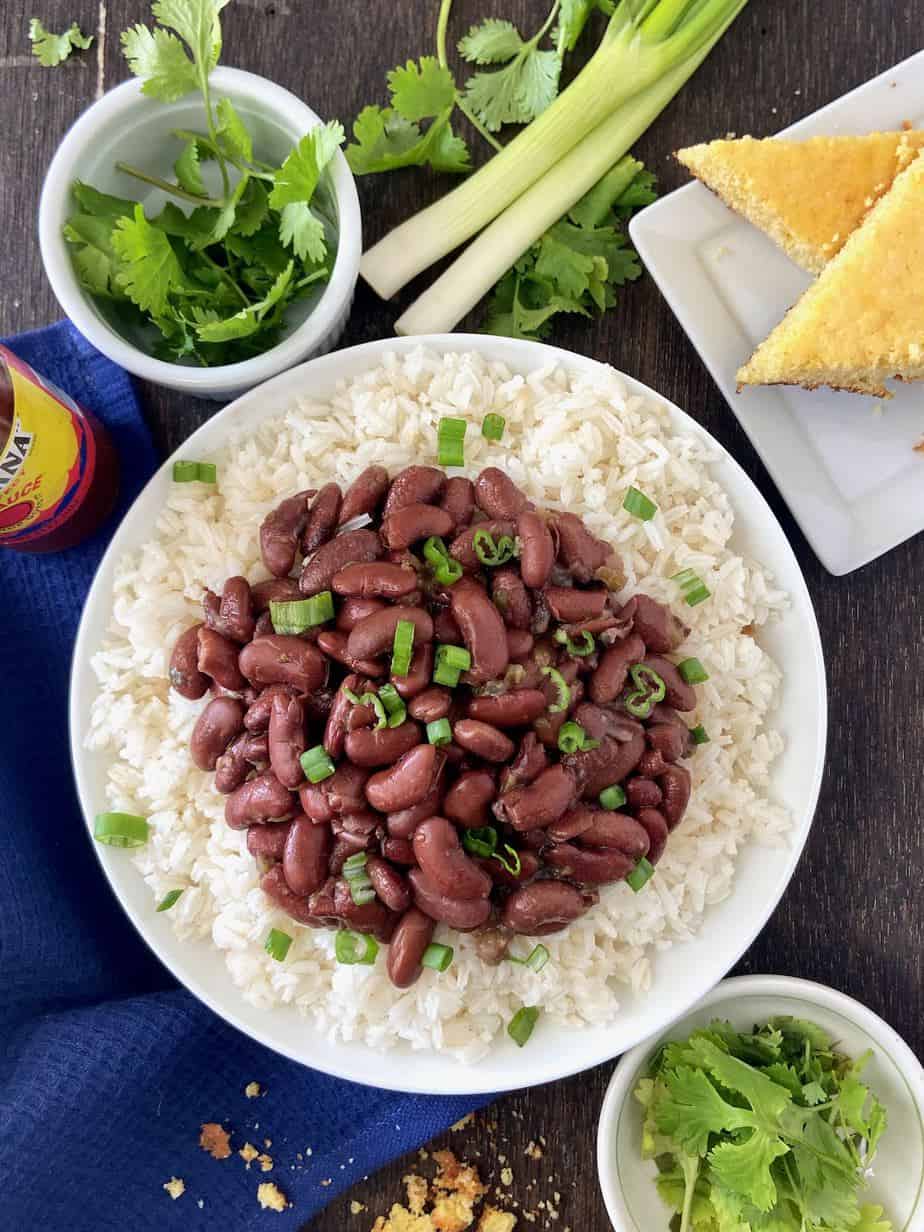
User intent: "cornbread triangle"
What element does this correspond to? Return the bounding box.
[736,149,924,398]
[677,131,924,272]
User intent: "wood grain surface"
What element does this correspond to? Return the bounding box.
[1,2,921,1228]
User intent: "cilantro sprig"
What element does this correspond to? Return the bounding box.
[635,1017,892,1232]
[29,17,94,67]
[63,0,344,367]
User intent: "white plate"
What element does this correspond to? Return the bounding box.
[597,975,924,1231]
[69,335,827,1095]
[629,50,924,576]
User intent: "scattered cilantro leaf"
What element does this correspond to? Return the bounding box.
[121,24,199,100]
[111,204,185,316]
[174,140,207,195]
[29,18,93,67]
[458,18,523,64]
[388,57,456,121]
[460,30,560,131]
[269,121,344,209]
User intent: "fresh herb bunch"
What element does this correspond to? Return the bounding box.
[63,0,344,367]
[635,1017,891,1232]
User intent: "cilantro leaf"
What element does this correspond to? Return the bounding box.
[461,45,560,131]
[458,19,524,64]
[111,204,185,316]
[388,57,456,121]
[121,24,199,100]
[196,260,293,342]
[174,140,207,195]
[150,201,215,246]
[346,105,468,176]
[279,202,325,263]
[657,1066,753,1156]
[708,1132,790,1212]
[216,97,253,163]
[152,0,228,74]
[233,179,268,237]
[71,182,138,223]
[269,121,344,209]
[29,18,93,66]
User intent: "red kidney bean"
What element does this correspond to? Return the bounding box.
[239,635,327,692]
[214,734,251,793]
[517,511,555,589]
[491,567,532,630]
[449,520,516,572]
[381,503,454,550]
[329,832,372,874]
[408,687,452,723]
[501,880,589,935]
[413,816,492,899]
[519,828,548,851]
[261,864,326,926]
[506,629,534,660]
[544,586,608,623]
[573,704,643,743]
[636,807,669,864]
[546,805,596,843]
[433,607,463,644]
[496,763,577,830]
[190,696,246,770]
[531,588,552,636]
[346,697,378,732]
[451,719,514,762]
[476,848,540,890]
[589,634,646,704]
[316,629,386,678]
[251,577,302,613]
[345,721,422,768]
[643,656,697,711]
[203,576,255,644]
[347,605,434,661]
[474,467,530,520]
[300,761,370,822]
[339,465,390,525]
[332,562,418,600]
[283,814,331,896]
[499,732,548,793]
[578,810,650,857]
[553,511,613,583]
[322,673,363,758]
[336,809,381,838]
[225,771,294,829]
[467,690,547,728]
[638,749,668,777]
[534,680,585,749]
[332,879,398,942]
[626,777,663,810]
[386,908,436,988]
[253,612,275,638]
[299,528,382,596]
[659,764,692,830]
[544,842,635,883]
[259,490,313,577]
[268,693,307,789]
[443,770,496,827]
[647,722,689,763]
[169,624,210,699]
[439,476,475,529]
[390,641,434,700]
[387,786,443,838]
[408,869,492,930]
[197,627,247,692]
[564,729,646,797]
[244,684,299,733]
[365,744,444,813]
[247,819,292,860]
[366,856,412,913]
[336,596,386,632]
[301,483,342,554]
[627,594,689,653]
[381,836,416,865]
[383,466,445,518]
[449,577,509,685]
[473,927,512,965]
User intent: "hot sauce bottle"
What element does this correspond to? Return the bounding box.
[0,343,119,553]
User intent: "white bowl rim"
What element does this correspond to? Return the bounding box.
[38,66,361,395]
[596,973,924,1231]
[69,333,827,1095]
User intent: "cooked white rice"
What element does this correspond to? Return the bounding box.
[87,347,791,1062]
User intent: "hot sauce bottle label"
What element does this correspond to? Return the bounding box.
[0,348,97,544]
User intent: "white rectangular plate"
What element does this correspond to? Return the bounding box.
[629,50,924,575]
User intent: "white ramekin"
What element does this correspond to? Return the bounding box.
[38,67,361,400]
[597,975,924,1231]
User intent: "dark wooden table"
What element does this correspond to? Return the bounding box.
[2,1,921,1227]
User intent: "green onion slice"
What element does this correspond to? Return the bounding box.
[438,417,467,467]
[599,784,627,811]
[557,721,599,755]
[270,592,334,634]
[423,536,463,586]
[343,851,376,904]
[493,844,521,876]
[156,889,183,912]
[672,567,711,607]
[473,528,516,567]
[427,718,453,746]
[433,643,471,687]
[554,628,595,657]
[433,661,461,688]
[540,665,571,714]
[622,486,657,521]
[677,657,709,684]
[462,826,498,858]
[300,745,335,783]
[391,619,415,677]
[172,460,217,484]
[690,724,710,746]
[481,413,505,441]
[508,1005,540,1047]
[377,683,407,728]
[624,664,666,719]
[525,944,550,972]
[94,812,149,848]
[265,928,292,961]
[421,942,454,972]
[335,930,379,965]
[626,857,655,893]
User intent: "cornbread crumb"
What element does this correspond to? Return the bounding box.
[258,1153,274,1173]
[240,1142,259,1166]
[163,1177,185,1200]
[245,1081,262,1098]
[500,1168,513,1186]
[351,1200,368,1214]
[405,1174,429,1214]
[524,1142,543,1161]
[199,1122,232,1159]
[451,1113,474,1132]
[477,1211,516,1232]
[257,1181,289,1212]
[370,1154,514,1232]
[321,1178,332,1187]
[914,438,924,453]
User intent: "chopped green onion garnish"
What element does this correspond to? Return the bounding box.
[270,592,334,633]
[672,568,711,607]
[300,745,335,783]
[540,665,571,714]
[423,536,462,586]
[493,844,521,876]
[421,942,454,972]
[342,853,376,907]
[599,784,627,810]
[335,930,379,965]
[507,1005,540,1047]
[622,486,657,521]
[624,664,666,719]
[427,718,453,746]
[343,852,368,875]
[377,682,407,728]
[626,857,655,893]
[690,724,710,745]
[473,528,516,566]
[438,417,467,467]
[677,657,709,684]
[172,460,217,484]
[557,721,598,755]
[156,889,183,912]
[462,826,498,858]
[433,661,461,688]
[482,413,506,441]
[526,944,549,972]
[362,693,388,730]
[391,619,416,677]
[93,812,149,848]
[433,643,471,686]
[554,628,595,657]
[341,687,362,704]
[265,928,292,961]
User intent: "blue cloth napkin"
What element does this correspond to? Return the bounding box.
[0,322,483,1230]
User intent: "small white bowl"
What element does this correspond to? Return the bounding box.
[38,67,361,400]
[597,975,924,1231]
